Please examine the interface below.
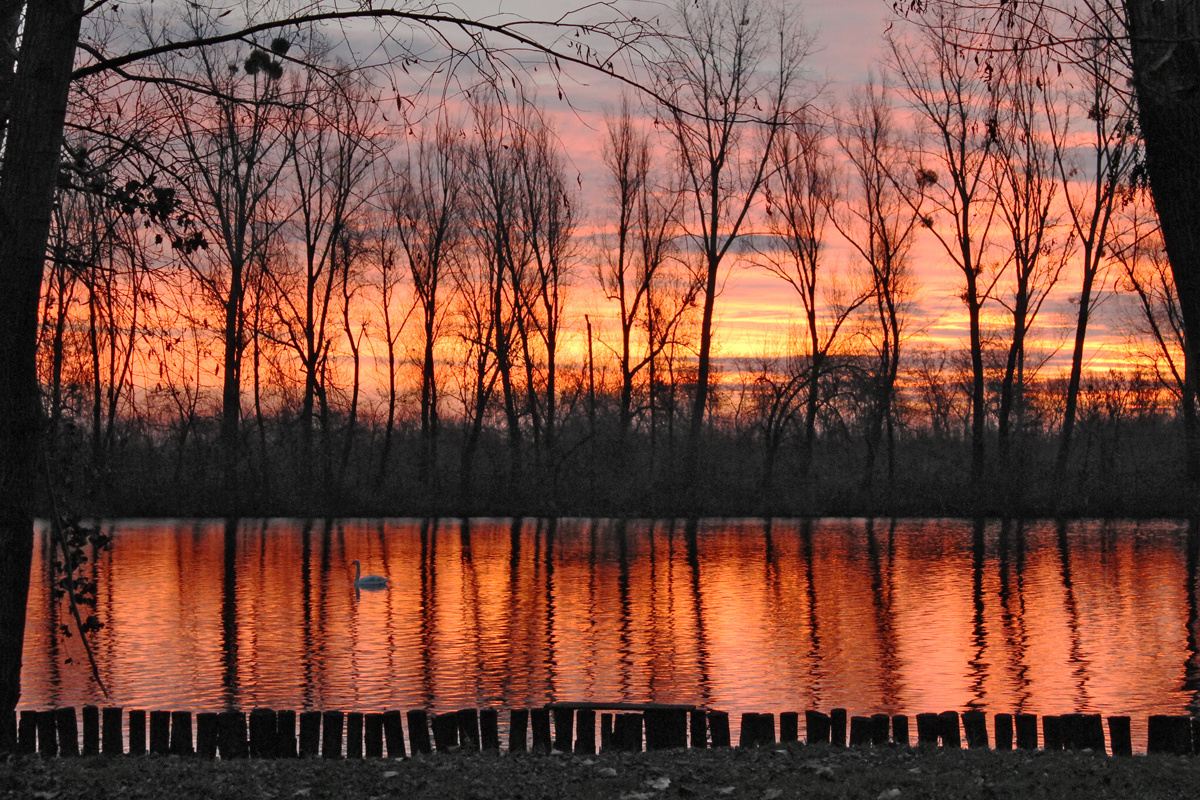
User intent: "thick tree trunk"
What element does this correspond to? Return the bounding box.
[0,0,82,747]
[220,274,243,502]
[1127,0,1200,485]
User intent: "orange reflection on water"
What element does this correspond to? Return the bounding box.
[20,517,1200,743]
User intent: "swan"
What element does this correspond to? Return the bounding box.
[352,560,389,589]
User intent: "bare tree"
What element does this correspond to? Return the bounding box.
[758,111,864,486]
[600,97,696,465]
[658,0,813,490]
[1053,0,1137,476]
[391,119,465,486]
[1114,201,1196,469]
[152,14,294,498]
[0,0,85,740]
[336,227,369,492]
[269,65,378,492]
[831,79,921,490]
[600,97,651,441]
[513,107,577,461]
[988,23,1067,479]
[889,0,1001,493]
[369,221,406,486]
[461,94,528,490]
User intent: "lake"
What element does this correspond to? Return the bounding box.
[19,517,1200,746]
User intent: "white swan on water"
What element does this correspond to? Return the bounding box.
[352,560,389,589]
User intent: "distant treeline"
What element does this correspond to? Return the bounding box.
[46,365,1195,520]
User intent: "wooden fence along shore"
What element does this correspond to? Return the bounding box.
[7,703,1200,759]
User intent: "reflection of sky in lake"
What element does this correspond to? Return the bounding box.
[21,517,1200,750]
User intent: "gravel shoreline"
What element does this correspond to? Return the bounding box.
[5,743,1200,799]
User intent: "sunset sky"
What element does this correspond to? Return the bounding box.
[394,0,1137,374]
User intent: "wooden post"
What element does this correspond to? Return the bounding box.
[673,710,692,749]
[892,715,909,747]
[1060,713,1081,750]
[738,713,759,748]
[321,711,343,759]
[298,711,321,757]
[102,707,122,756]
[196,713,218,759]
[365,713,384,758]
[346,712,364,758]
[994,713,1013,751]
[18,711,35,755]
[36,710,57,757]
[805,711,830,745]
[962,711,988,749]
[508,709,528,753]
[431,712,458,753]
[645,709,687,750]
[915,713,938,746]
[708,711,731,748]
[406,710,432,755]
[552,707,573,753]
[937,711,961,748]
[1063,713,1104,752]
[216,711,247,759]
[1147,715,1192,755]
[249,709,276,758]
[169,711,193,756]
[612,714,631,751]
[645,709,667,750]
[1082,714,1105,752]
[780,712,799,743]
[1015,713,1038,750]
[830,708,847,747]
[575,708,595,755]
[1107,717,1132,757]
[1042,715,1063,750]
[613,713,643,752]
[600,713,613,753]
[870,714,890,746]
[760,713,776,746]
[56,707,79,756]
[128,710,146,756]
[383,710,406,757]
[848,716,871,747]
[479,709,499,751]
[531,708,552,753]
[455,709,479,752]
[276,709,297,758]
[149,710,170,755]
[690,710,708,749]
[82,705,99,756]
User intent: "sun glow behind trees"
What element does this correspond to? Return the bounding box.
[51,0,1156,399]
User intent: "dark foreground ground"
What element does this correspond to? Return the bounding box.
[3,743,1198,800]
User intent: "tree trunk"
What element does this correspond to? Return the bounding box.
[220,274,243,503]
[687,250,720,489]
[0,0,83,747]
[1127,0,1200,485]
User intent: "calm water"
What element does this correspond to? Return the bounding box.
[20,517,1200,743]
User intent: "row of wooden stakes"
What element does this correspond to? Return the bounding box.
[6,705,1200,758]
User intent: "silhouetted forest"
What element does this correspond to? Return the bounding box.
[46,359,1193,518]
[34,0,1198,520]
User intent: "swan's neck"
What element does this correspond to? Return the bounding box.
[354,561,361,582]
